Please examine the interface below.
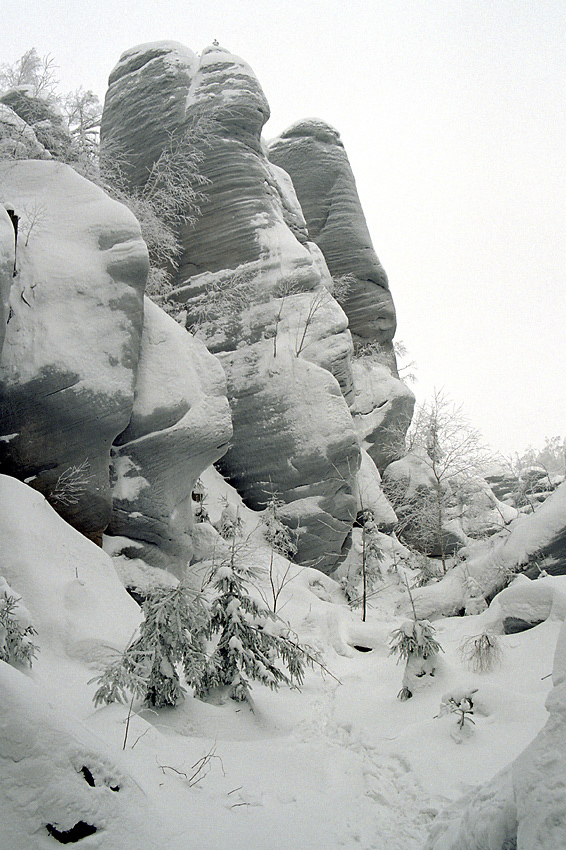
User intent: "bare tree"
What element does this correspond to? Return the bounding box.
[0,49,59,100]
[384,389,491,571]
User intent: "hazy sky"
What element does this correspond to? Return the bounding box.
[2,0,565,455]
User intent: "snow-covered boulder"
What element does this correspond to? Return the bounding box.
[413,483,566,621]
[0,474,140,658]
[0,661,170,849]
[0,204,14,352]
[0,160,148,542]
[102,42,360,570]
[107,298,232,575]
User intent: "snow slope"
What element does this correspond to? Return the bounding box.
[1,471,562,849]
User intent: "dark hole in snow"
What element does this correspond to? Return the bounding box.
[45,821,98,843]
[80,766,95,787]
[503,616,545,635]
[352,645,373,653]
[109,784,120,792]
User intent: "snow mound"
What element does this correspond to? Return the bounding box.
[0,661,170,849]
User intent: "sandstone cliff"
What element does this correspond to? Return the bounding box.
[0,161,232,570]
[102,42,364,570]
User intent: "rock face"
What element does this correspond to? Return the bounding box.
[0,205,14,353]
[108,298,232,574]
[102,42,361,570]
[268,120,415,470]
[0,89,72,160]
[268,119,395,349]
[0,160,148,542]
[0,103,49,160]
[351,358,415,472]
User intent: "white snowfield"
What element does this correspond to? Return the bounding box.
[1,472,564,849]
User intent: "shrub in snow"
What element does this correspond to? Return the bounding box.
[48,458,91,508]
[217,501,243,540]
[389,619,443,700]
[437,688,478,737]
[0,578,38,667]
[195,535,311,705]
[91,584,206,709]
[459,632,503,673]
[261,495,297,559]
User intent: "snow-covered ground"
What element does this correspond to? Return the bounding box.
[1,471,563,849]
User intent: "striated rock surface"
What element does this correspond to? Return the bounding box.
[269,120,414,469]
[0,205,14,352]
[102,42,361,570]
[0,160,148,542]
[268,119,396,348]
[108,298,232,575]
[100,41,200,190]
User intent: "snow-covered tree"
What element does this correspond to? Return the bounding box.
[91,583,206,709]
[195,531,309,705]
[389,618,442,700]
[384,389,491,570]
[0,579,38,667]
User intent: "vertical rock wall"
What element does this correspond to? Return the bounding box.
[102,42,361,570]
[0,161,148,542]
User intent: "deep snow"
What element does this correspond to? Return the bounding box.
[1,471,563,849]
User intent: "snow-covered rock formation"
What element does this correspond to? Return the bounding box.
[101,42,365,570]
[108,298,232,574]
[0,160,148,543]
[268,119,396,350]
[0,475,173,849]
[0,161,232,571]
[412,482,566,621]
[269,120,415,472]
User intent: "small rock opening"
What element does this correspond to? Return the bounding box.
[352,644,373,653]
[45,821,98,843]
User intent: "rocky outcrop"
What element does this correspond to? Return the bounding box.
[102,42,361,570]
[0,89,72,160]
[268,120,415,469]
[0,160,148,542]
[268,119,396,350]
[0,103,49,160]
[351,358,415,472]
[0,205,14,353]
[108,298,232,575]
[411,482,566,621]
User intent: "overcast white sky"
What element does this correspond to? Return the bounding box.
[2,0,565,455]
